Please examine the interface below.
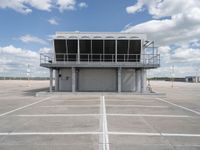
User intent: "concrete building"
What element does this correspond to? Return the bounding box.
[185,76,200,83]
[40,32,160,92]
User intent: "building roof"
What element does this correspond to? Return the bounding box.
[54,32,147,40]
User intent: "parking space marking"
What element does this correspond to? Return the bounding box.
[106,100,155,102]
[13,114,194,118]
[107,114,192,118]
[156,98,200,115]
[108,132,200,137]
[0,97,51,117]
[1,132,199,137]
[106,105,168,108]
[102,96,109,150]
[15,114,99,117]
[0,132,101,135]
[40,105,99,108]
[100,96,109,150]
[50,99,99,102]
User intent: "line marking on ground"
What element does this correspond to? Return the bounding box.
[107,114,192,118]
[15,114,99,117]
[0,132,101,135]
[0,132,200,137]
[108,132,200,137]
[106,100,155,102]
[106,105,168,108]
[13,114,194,118]
[99,96,104,150]
[40,105,99,108]
[156,98,200,116]
[102,96,109,150]
[0,97,52,117]
[50,99,99,102]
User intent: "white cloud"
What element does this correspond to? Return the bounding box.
[126,0,144,14]
[0,0,52,14]
[0,0,78,14]
[0,45,49,77]
[125,0,200,77]
[124,0,200,45]
[78,2,88,8]
[57,0,76,12]
[19,35,48,45]
[0,45,38,59]
[148,66,199,77]
[39,47,52,53]
[48,18,59,25]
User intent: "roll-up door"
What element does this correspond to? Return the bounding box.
[78,69,117,91]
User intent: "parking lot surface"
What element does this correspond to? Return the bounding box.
[0,80,200,150]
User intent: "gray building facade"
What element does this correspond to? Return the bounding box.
[40,32,160,92]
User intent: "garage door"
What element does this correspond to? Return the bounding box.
[122,69,136,92]
[78,69,117,92]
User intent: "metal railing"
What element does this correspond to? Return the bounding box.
[40,53,160,66]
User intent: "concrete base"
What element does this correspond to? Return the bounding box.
[36,91,166,97]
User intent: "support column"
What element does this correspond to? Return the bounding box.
[55,69,59,91]
[77,39,80,62]
[141,69,147,93]
[72,67,76,92]
[118,67,122,92]
[49,68,53,92]
[115,40,117,62]
[136,69,141,93]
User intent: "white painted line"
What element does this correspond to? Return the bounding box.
[161,133,200,137]
[156,98,200,116]
[106,100,155,102]
[15,114,99,117]
[14,114,193,118]
[40,105,99,108]
[1,132,199,137]
[0,132,100,135]
[108,132,200,137]
[99,96,104,150]
[107,114,192,118]
[0,97,51,117]
[102,96,109,150]
[106,105,168,108]
[50,99,99,102]
[108,132,160,136]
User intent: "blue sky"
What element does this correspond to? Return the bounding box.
[0,0,199,77]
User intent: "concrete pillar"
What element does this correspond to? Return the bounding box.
[118,67,122,92]
[49,68,53,92]
[136,69,141,93]
[141,69,147,93]
[77,39,80,62]
[115,40,117,62]
[132,69,136,92]
[55,69,59,91]
[72,67,76,92]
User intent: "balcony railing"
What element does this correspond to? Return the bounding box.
[40,53,160,66]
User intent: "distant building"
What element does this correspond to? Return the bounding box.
[185,76,200,83]
[40,32,160,92]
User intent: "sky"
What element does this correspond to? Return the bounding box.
[0,0,199,77]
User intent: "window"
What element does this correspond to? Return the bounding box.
[54,40,66,61]
[67,40,77,61]
[117,40,128,61]
[92,40,103,61]
[105,40,115,61]
[80,40,91,61]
